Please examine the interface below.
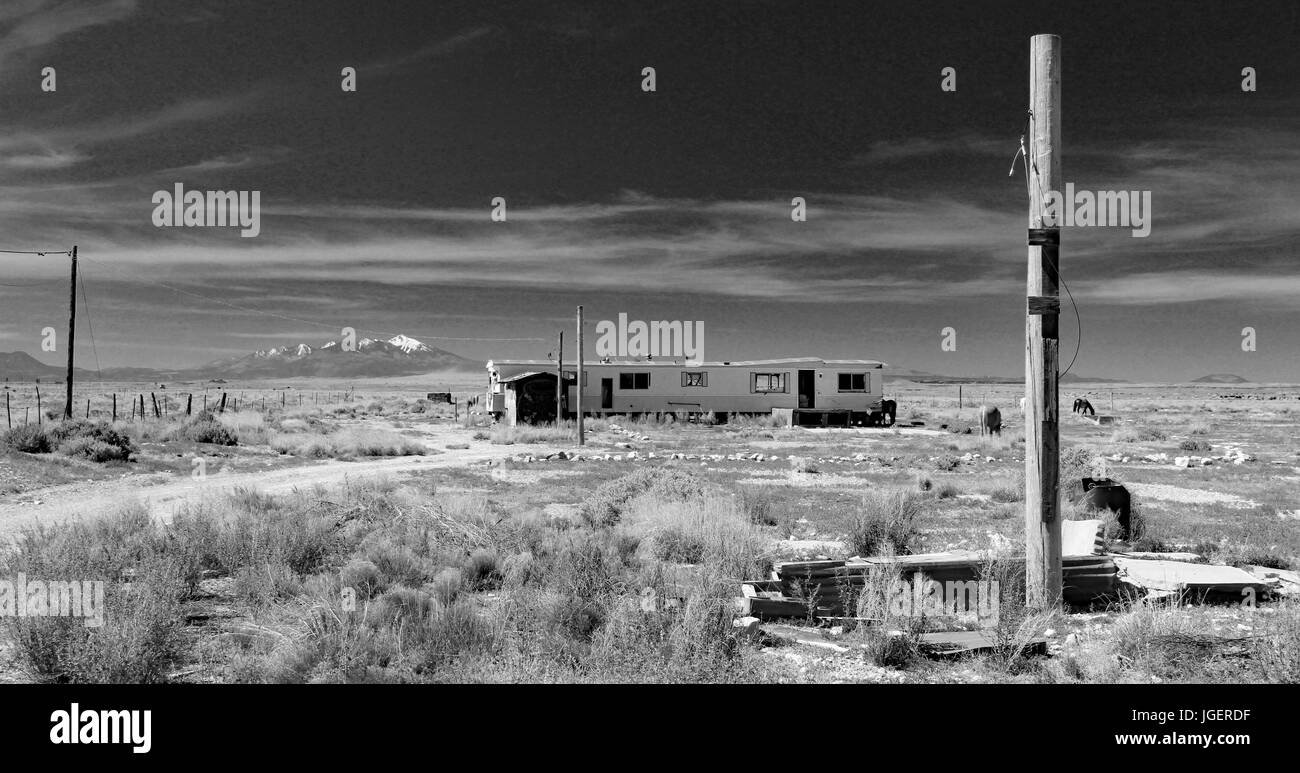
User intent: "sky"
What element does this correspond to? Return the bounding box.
[0,0,1297,382]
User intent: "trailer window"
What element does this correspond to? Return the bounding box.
[619,372,650,390]
[752,372,788,393]
[681,371,708,387]
[837,373,868,392]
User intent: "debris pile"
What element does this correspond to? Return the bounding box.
[739,552,1119,620]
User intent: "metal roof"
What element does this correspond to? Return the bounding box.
[496,370,549,383]
[488,357,887,369]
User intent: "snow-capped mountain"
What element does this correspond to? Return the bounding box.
[383,334,431,354]
[192,334,479,377]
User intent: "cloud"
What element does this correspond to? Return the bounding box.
[850,134,1010,165]
[1071,270,1300,306]
[363,26,497,75]
[0,0,137,72]
[0,91,266,170]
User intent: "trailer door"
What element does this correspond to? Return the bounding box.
[601,378,613,410]
[798,370,815,409]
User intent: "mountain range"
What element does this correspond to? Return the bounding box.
[0,335,480,382]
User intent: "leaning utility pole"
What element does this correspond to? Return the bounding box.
[1025,34,1063,608]
[63,246,78,419]
[576,306,585,445]
[556,331,564,423]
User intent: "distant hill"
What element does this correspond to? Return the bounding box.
[1,335,482,382]
[0,351,63,381]
[1191,373,1249,384]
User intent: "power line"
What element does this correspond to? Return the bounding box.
[0,248,74,285]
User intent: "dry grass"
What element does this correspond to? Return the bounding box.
[617,492,772,580]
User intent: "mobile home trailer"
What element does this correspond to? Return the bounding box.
[484,357,894,427]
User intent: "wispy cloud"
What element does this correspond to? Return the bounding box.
[0,0,137,72]
[363,26,497,75]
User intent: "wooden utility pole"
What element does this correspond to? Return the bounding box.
[576,306,585,445]
[5,391,9,429]
[64,246,77,420]
[36,386,41,424]
[112,393,117,422]
[556,331,564,423]
[1025,33,1063,609]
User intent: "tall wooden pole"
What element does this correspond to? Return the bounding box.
[1025,33,1063,608]
[63,246,78,420]
[576,306,585,445]
[556,331,564,423]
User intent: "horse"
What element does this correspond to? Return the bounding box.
[978,405,1001,436]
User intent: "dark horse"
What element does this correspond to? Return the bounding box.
[1072,398,1095,416]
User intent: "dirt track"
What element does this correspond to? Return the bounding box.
[0,426,558,540]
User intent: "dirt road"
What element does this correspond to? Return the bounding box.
[0,426,562,540]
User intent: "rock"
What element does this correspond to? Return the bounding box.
[733,616,762,641]
[1174,456,1192,468]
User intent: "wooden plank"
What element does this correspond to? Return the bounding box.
[918,630,1048,659]
[1114,557,1267,594]
[743,597,827,619]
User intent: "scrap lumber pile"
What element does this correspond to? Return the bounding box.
[739,551,1119,619]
